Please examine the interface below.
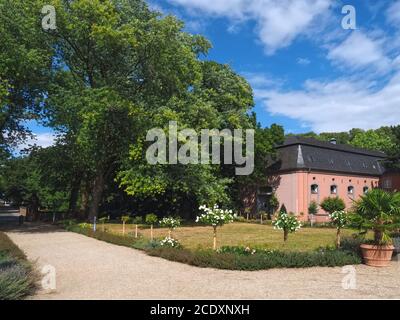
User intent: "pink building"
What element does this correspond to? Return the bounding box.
[262,137,386,222]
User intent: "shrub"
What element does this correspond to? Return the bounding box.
[320,197,345,215]
[329,210,349,248]
[160,236,180,248]
[146,246,361,271]
[145,214,158,240]
[159,217,181,238]
[352,189,400,245]
[196,204,235,250]
[273,211,301,241]
[0,232,37,300]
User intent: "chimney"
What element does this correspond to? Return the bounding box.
[330,138,337,145]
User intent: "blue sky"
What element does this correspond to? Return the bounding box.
[28,0,400,148]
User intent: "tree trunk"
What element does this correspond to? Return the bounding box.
[374,229,383,244]
[284,229,288,242]
[79,183,90,219]
[68,175,81,215]
[336,228,341,248]
[88,172,104,221]
[213,226,217,250]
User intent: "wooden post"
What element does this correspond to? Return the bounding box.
[150,224,154,241]
[168,229,172,238]
[135,224,138,238]
[122,221,125,236]
[260,213,263,224]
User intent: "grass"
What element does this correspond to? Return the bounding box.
[65,223,362,270]
[0,232,37,300]
[102,222,357,252]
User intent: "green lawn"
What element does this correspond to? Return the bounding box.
[101,222,357,251]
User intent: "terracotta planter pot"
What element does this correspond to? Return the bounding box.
[360,244,394,267]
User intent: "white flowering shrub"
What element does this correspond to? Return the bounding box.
[329,210,348,228]
[159,217,181,229]
[273,212,301,242]
[196,205,236,250]
[196,205,235,227]
[329,210,348,248]
[160,236,180,248]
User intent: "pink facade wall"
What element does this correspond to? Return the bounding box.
[274,171,380,222]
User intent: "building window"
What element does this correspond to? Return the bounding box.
[311,184,319,194]
[363,186,369,194]
[348,186,354,195]
[382,179,392,189]
[330,185,337,195]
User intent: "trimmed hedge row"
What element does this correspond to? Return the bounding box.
[65,223,362,271]
[0,232,37,300]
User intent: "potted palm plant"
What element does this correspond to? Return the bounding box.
[353,189,400,267]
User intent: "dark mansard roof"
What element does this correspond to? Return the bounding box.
[269,136,386,176]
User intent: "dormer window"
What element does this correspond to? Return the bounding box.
[311,184,319,194]
[330,185,337,195]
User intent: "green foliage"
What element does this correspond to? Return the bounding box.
[350,129,395,153]
[145,213,158,225]
[320,197,345,214]
[132,216,143,225]
[147,247,361,270]
[159,217,181,230]
[273,211,301,241]
[308,201,319,215]
[196,205,234,227]
[121,215,131,223]
[329,210,348,229]
[352,189,400,244]
[0,232,36,300]
[65,224,361,270]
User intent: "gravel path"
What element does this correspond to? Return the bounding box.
[5,223,400,300]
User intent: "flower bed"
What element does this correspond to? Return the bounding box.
[0,232,37,300]
[63,222,362,270]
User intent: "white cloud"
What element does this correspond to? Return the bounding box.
[387,0,400,25]
[297,57,311,65]
[256,73,400,132]
[19,132,56,150]
[168,0,333,54]
[327,31,391,73]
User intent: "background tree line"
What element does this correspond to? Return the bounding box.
[0,0,284,220]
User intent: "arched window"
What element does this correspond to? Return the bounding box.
[348,186,354,195]
[311,184,319,194]
[363,186,369,194]
[330,185,337,195]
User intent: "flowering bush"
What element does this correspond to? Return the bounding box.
[329,210,348,248]
[217,246,257,255]
[160,236,180,248]
[196,205,235,227]
[329,210,348,228]
[159,217,181,230]
[273,212,301,242]
[196,205,236,250]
